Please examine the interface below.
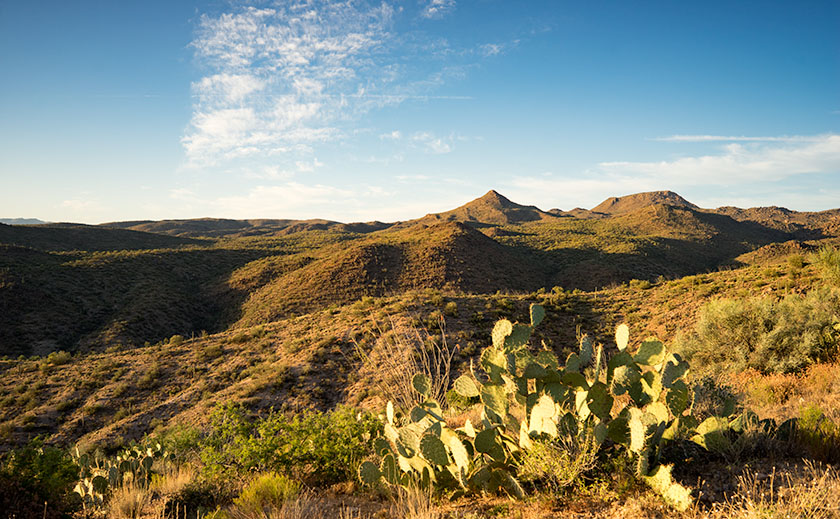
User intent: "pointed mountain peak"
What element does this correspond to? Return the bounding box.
[462,190,520,210]
[591,190,697,215]
[476,189,512,204]
[411,190,557,226]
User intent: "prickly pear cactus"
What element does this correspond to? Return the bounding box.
[358,307,722,511]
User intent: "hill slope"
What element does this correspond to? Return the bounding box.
[236,222,543,325]
[103,218,391,238]
[2,189,839,356]
[590,190,697,215]
[0,222,200,251]
[411,190,559,226]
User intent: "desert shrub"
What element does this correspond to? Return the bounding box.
[229,331,250,344]
[137,363,162,389]
[443,301,458,317]
[354,317,456,413]
[676,288,840,374]
[731,369,800,407]
[516,426,599,491]
[108,482,149,519]
[629,278,653,290]
[229,473,301,517]
[813,245,840,285]
[691,376,740,420]
[200,403,381,485]
[168,476,235,517]
[0,439,80,518]
[787,254,805,269]
[46,350,72,366]
[198,343,223,361]
[796,404,840,463]
[169,334,185,346]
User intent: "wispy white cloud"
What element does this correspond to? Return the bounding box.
[412,131,453,154]
[380,130,402,140]
[601,134,840,183]
[183,2,398,168]
[295,158,324,173]
[183,1,485,171]
[506,134,840,211]
[421,0,456,19]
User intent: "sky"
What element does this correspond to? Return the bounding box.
[1,0,838,224]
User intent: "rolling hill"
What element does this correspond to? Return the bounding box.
[1,190,838,358]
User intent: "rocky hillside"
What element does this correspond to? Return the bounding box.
[1,190,838,357]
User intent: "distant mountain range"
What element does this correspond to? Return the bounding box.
[1,190,838,357]
[95,190,840,238]
[0,218,48,225]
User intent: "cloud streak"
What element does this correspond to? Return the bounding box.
[507,134,840,211]
[183,2,401,168]
[182,1,484,171]
[601,134,840,184]
[421,0,456,19]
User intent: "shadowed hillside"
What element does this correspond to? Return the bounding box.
[103,217,391,238]
[2,190,839,356]
[0,222,201,251]
[235,221,543,325]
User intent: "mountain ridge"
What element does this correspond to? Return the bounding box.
[2,189,839,357]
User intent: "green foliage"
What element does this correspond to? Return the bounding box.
[629,279,653,290]
[443,301,458,317]
[197,343,223,361]
[0,439,81,518]
[169,334,185,346]
[813,245,840,285]
[795,404,840,463]
[359,304,719,510]
[46,350,72,366]
[137,362,162,389]
[676,288,840,374]
[787,254,805,269]
[231,473,301,516]
[200,403,381,484]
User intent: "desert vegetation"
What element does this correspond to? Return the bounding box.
[1,192,839,517]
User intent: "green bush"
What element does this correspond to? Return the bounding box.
[46,350,72,366]
[443,301,458,317]
[230,473,300,516]
[796,404,840,463]
[629,279,653,290]
[200,403,381,485]
[0,439,80,518]
[813,246,840,285]
[787,254,805,269]
[676,288,840,374]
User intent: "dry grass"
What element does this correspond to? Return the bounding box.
[354,315,456,413]
[699,462,840,519]
[389,485,440,519]
[727,363,840,422]
[517,430,599,491]
[150,464,194,500]
[225,491,372,519]
[108,481,150,519]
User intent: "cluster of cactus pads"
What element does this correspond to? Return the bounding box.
[359,304,742,510]
[72,442,174,507]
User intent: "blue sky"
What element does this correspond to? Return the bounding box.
[1,1,838,224]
